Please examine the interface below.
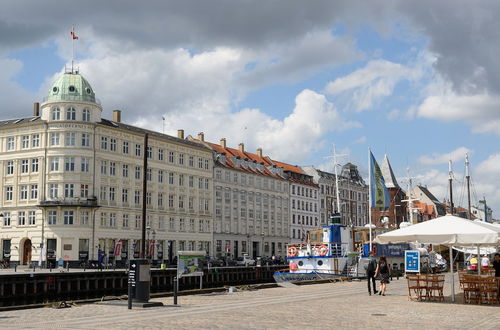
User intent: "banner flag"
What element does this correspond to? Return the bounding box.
[370,151,390,208]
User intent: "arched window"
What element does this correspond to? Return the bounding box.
[66,107,76,120]
[51,107,60,120]
[82,108,91,122]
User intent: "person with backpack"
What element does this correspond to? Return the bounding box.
[366,251,378,295]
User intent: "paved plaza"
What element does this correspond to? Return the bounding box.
[1,274,499,329]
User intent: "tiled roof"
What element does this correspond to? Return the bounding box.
[270,159,318,187]
[200,140,286,180]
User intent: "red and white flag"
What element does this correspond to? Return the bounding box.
[70,27,78,40]
[114,241,122,257]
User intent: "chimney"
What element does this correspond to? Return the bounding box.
[220,138,226,148]
[239,143,244,153]
[33,102,40,116]
[177,129,184,139]
[113,110,121,123]
[198,132,205,141]
[257,148,263,158]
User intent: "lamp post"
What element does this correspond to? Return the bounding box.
[261,231,265,257]
[151,229,156,264]
[146,225,151,259]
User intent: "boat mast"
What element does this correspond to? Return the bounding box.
[448,160,454,215]
[368,148,372,252]
[333,145,341,215]
[407,167,414,224]
[465,154,471,219]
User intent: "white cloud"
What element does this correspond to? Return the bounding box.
[324,59,423,112]
[418,147,472,166]
[352,136,367,144]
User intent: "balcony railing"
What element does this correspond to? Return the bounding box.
[39,197,99,207]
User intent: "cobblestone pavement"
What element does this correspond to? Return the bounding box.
[1,274,499,329]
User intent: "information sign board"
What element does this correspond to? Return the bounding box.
[405,250,420,273]
[177,251,205,278]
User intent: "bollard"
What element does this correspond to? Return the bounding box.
[173,276,178,305]
[14,264,17,272]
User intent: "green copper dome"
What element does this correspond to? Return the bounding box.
[47,72,96,103]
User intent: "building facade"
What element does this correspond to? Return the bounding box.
[302,164,368,228]
[190,137,290,259]
[270,161,319,244]
[0,70,214,266]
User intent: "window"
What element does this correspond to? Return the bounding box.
[5,186,13,201]
[169,217,175,230]
[3,212,11,226]
[6,137,15,150]
[179,174,184,186]
[64,184,74,198]
[147,146,152,159]
[189,155,194,167]
[81,133,90,147]
[19,185,28,200]
[158,193,163,207]
[48,211,57,225]
[66,107,76,120]
[135,166,141,179]
[189,219,195,232]
[147,168,152,181]
[31,158,39,172]
[21,159,29,173]
[65,132,76,146]
[189,176,194,187]
[135,215,141,229]
[51,107,60,120]
[122,141,129,154]
[204,178,209,190]
[6,161,14,175]
[81,211,89,225]
[179,218,185,231]
[22,135,29,149]
[122,189,128,203]
[169,173,174,184]
[122,164,129,177]
[101,136,108,150]
[158,149,164,161]
[122,214,129,228]
[110,213,116,227]
[109,162,116,176]
[18,211,26,226]
[158,170,163,183]
[134,190,141,204]
[100,160,107,175]
[135,144,141,157]
[80,184,89,198]
[168,151,174,163]
[205,159,209,170]
[30,184,38,199]
[49,184,58,198]
[179,153,184,165]
[32,134,40,147]
[146,192,152,205]
[64,157,75,171]
[64,210,74,225]
[159,216,165,230]
[110,138,116,152]
[82,108,91,121]
[198,178,203,189]
[81,158,89,172]
[50,157,59,171]
[168,194,174,207]
[178,195,184,209]
[100,212,107,227]
[50,132,60,146]
[28,211,36,225]
[109,187,115,201]
[198,157,203,168]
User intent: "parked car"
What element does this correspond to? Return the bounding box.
[235,254,255,266]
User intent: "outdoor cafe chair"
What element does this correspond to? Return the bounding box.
[406,275,424,301]
[427,274,445,302]
[462,275,481,304]
[478,276,498,304]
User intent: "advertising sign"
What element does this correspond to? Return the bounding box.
[405,250,420,273]
[114,241,122,257]
[177,251,205,278]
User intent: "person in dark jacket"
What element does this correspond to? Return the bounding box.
[366,251,378,295]
[375,256,391,296]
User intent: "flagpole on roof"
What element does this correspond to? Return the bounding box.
[368,147,372,252]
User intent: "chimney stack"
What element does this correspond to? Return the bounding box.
[257,148,263,158]
[113,110,122,123]
[220,138,226,148]
[33,102,40,116]
[239,143,244,153]
[177,129,184,139]
[197,132,205,141]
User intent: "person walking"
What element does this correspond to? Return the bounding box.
[375,256,391,296]
[366,251,378,295]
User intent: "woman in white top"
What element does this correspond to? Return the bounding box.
[481,255,490,270]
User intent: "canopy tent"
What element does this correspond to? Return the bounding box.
[375,214,500,302]
[452,246,498,255]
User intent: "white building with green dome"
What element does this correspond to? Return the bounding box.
[0,70,214,266]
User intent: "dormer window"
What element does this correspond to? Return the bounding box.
[52,86,59,94]
[66,107,76,120]
[51,107,60,120]
[68,85,76,93]
[82,108,91,122]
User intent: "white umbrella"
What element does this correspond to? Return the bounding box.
[375,214,500,302]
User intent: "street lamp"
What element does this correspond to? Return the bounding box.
[146,226,151,259]
[261,231,265,257]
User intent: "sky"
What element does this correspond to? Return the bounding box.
[1,0,499,216]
